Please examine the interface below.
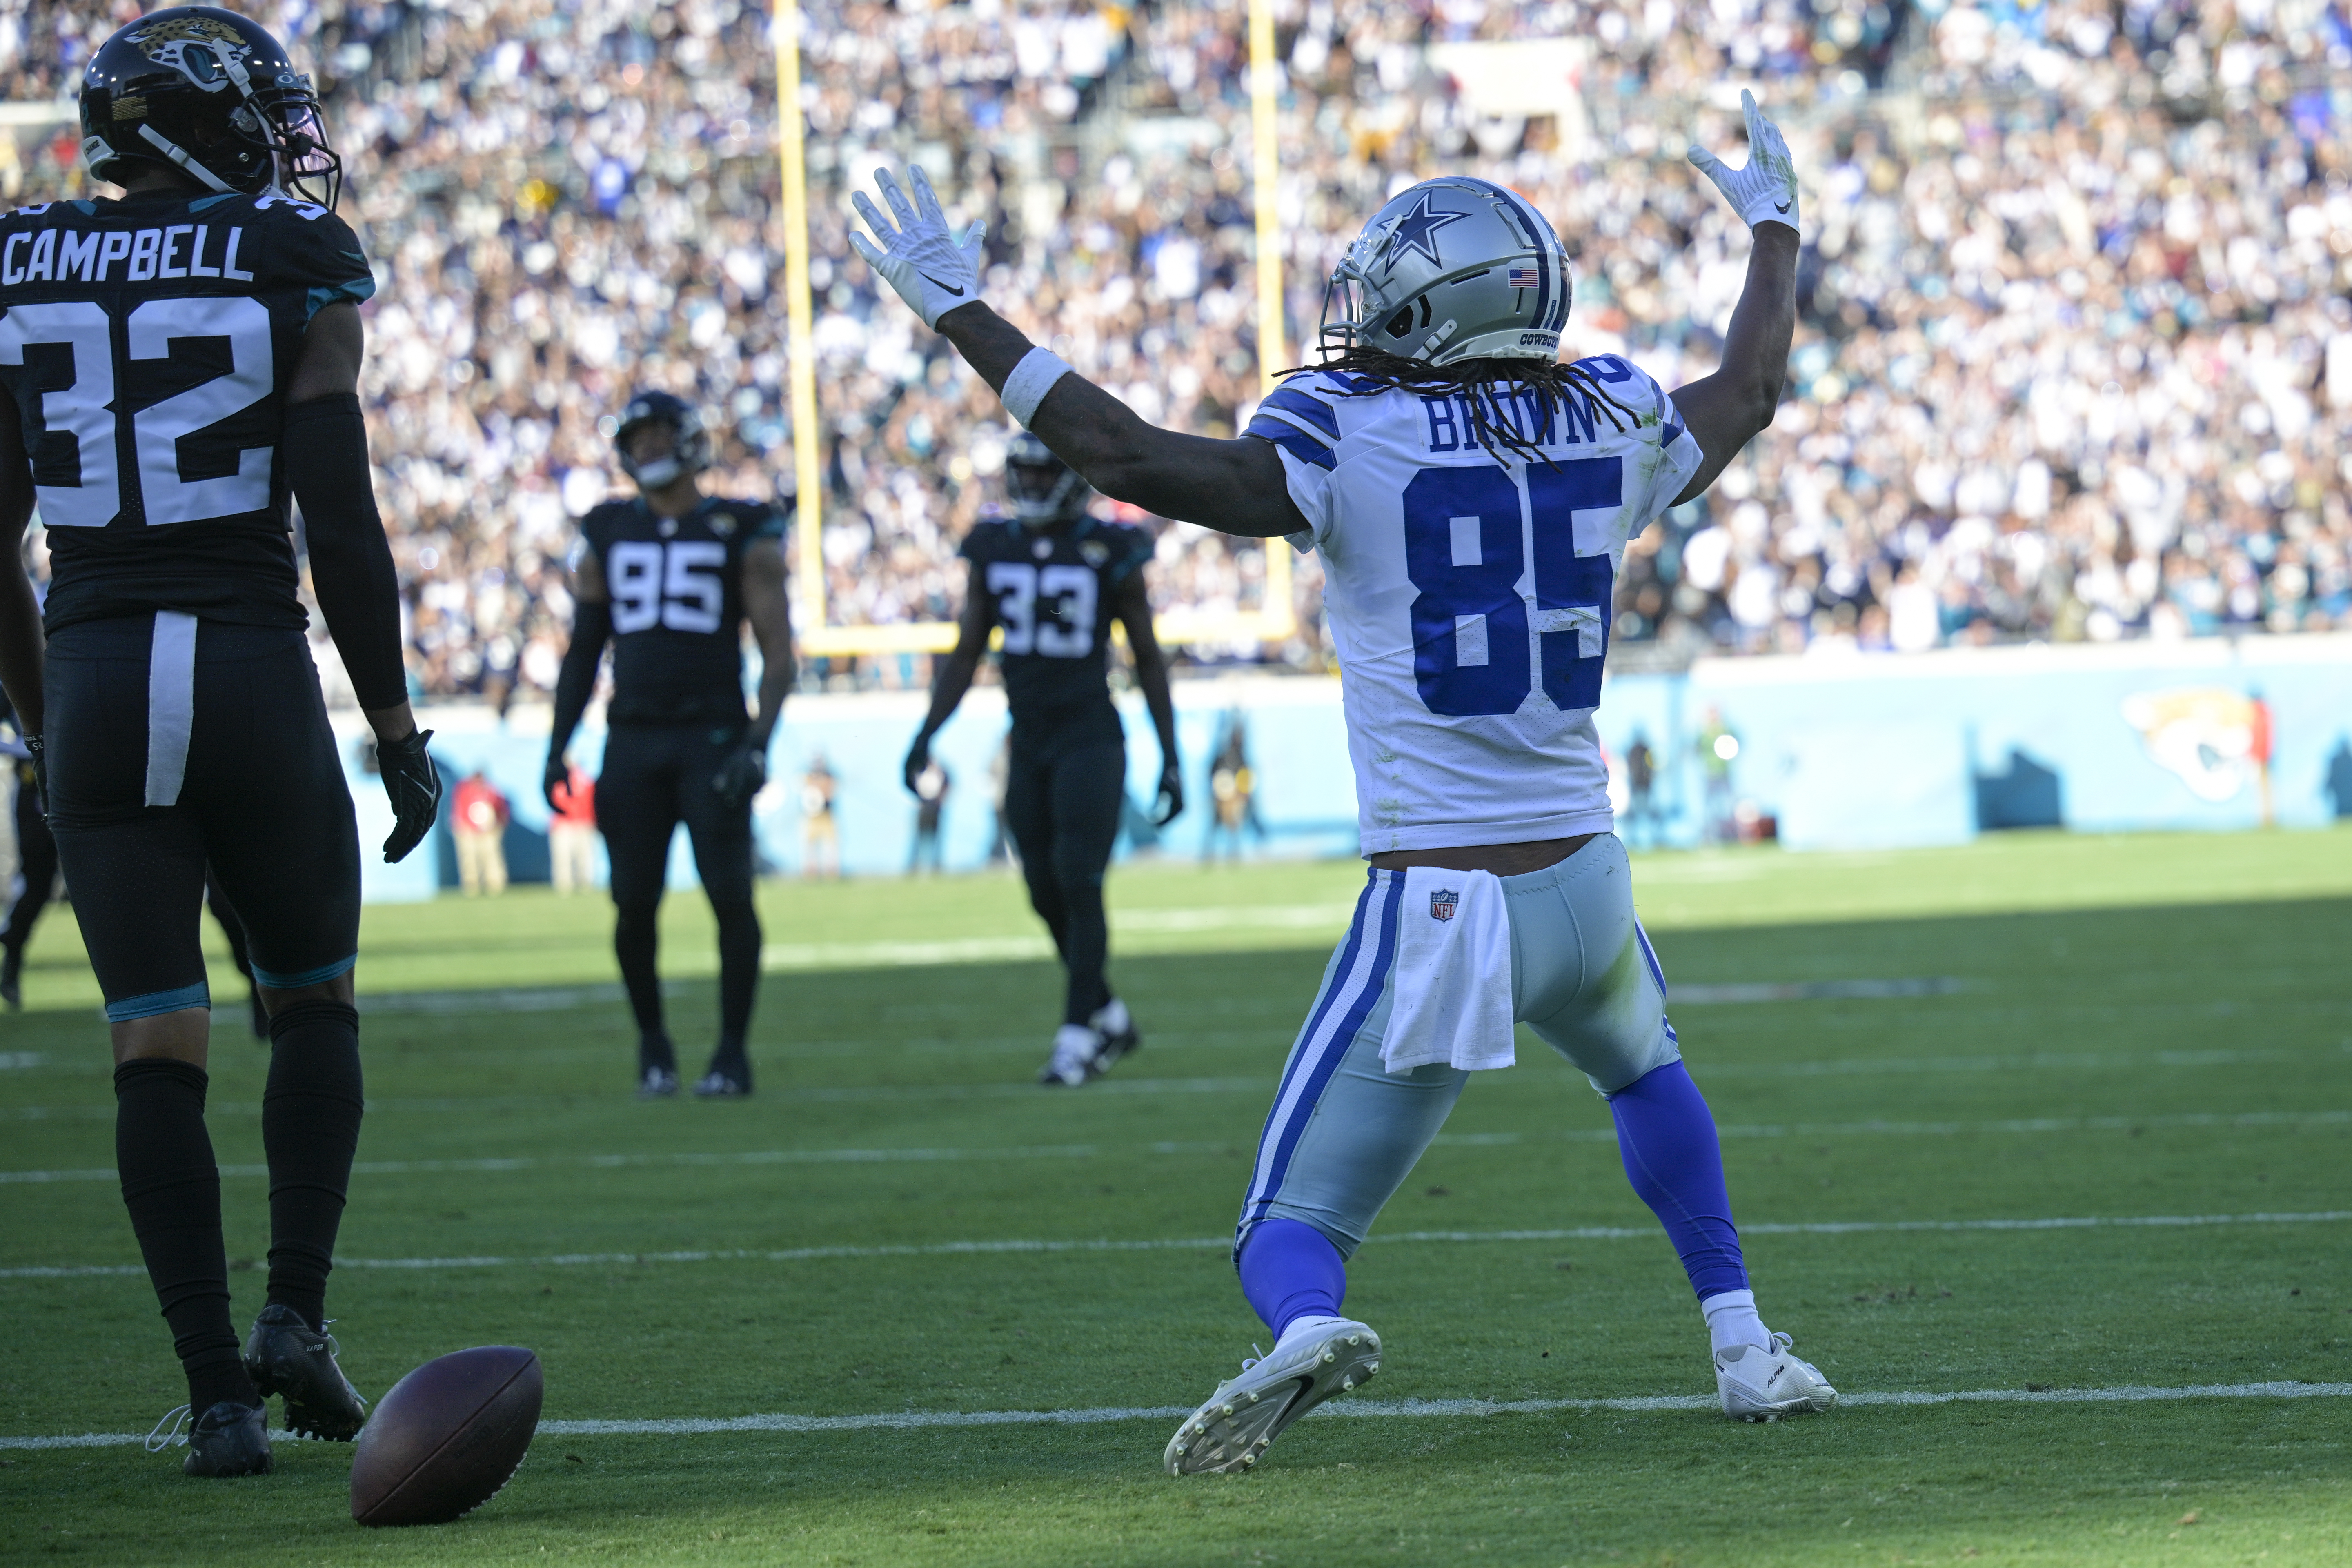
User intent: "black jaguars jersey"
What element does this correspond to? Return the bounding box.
[579,495,788,721]
[0,189,377,633]
[959,516,1153,751]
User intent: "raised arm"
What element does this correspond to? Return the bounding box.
[903,559,995,794]
[1668,90,1803,507]
[850,168,1305,540]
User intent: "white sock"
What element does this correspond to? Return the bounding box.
[1090,996,1130,1036]
[1274,1314,1349,1351]
[1700,1289,1771,1355]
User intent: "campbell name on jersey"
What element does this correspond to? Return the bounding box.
[579,495,787,718]
[0,189,376,633]
[960,515,1151,752]
[1249,356,1702,854]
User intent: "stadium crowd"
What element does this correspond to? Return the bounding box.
[3,0,2350,698]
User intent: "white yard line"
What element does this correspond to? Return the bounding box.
[7,1380,2346,1450]
[4,1106,2344,1186]
[7,1209,2345,1281]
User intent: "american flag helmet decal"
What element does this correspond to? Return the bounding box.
[1507,266,1541,288]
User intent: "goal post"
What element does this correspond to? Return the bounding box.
[771,0,1295,660]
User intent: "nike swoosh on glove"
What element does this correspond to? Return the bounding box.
[376,729,442,865]
[1689,88,1801,239]
[848,165,987,329]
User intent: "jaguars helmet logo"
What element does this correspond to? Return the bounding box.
[127,15,253,92]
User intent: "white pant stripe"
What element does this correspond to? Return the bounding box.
[142,611,198,809]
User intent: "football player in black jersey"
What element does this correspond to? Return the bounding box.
[904,433,1182,1086]
[544,391,795,1100]
[0,9,440,1478]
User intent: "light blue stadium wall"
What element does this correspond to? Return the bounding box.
[343,635,2352,901]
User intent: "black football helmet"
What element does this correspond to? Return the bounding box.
[613,391,712,489]
[79,8,342,209]
[1004,431,1090,525]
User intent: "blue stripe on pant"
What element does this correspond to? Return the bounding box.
[1236,870,1426,1258]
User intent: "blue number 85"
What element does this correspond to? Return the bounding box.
[1402,459,1621,716]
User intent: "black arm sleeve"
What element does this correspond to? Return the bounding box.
[283,394,409,712]
[549,596,612,758]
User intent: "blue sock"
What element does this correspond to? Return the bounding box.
[1237,1218,1347,1340]
[1608,1061,1749,1301]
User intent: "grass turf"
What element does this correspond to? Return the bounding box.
[2,828,2349,1566]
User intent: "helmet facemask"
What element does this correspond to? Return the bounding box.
[1005,434,1090,524]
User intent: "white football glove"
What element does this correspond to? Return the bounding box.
[848,165,987,330]
[1689,88,1800,239]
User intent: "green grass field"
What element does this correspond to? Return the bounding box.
[3,830,2349,1566]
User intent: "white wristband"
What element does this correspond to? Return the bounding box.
[1000,347,1073,428]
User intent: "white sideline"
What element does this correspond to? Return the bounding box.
[6,1381,2347,1451]
[5,1105,2346,1185]
[6,1209,2346,1281]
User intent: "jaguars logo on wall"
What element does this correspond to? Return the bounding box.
[126,14,252,89]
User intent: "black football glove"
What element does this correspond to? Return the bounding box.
[713,736,768,812]
[24,733,47,824]
[543,750,572,814]
[376,728,441,864]
[902,732,934,797]
[1151,757,1184,827]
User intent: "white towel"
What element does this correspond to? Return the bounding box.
[1380,866,1515,1075]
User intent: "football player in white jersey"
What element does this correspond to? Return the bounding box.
[852,91,1829,1470]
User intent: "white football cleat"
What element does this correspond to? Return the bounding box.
[1037,1023,1104,1087]
[1164,1319,1381,1475]
[1715,1332,1838,1419]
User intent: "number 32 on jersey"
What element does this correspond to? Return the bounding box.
[1403,456,1619,717]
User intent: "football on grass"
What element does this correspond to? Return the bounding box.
[350,1346,544,1526]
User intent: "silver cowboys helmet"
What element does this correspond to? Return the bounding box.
[1319,177,1572,365]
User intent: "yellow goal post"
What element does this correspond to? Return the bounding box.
[770,0,1295,659]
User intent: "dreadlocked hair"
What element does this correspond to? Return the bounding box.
[1284,349,1647,468]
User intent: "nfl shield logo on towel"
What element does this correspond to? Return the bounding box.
[1430,889,1459,922]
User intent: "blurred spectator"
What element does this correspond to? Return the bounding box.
[801,752,841,878]
[1202,713,1262,862]
[908,757,950,875]
[1624,732,1660,850]
[548,761,599,894]
[452,769,512,896]
[1697,706,1739,845]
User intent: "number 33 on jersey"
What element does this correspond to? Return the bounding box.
[0,190,376,633]
[1249,357,1703,854]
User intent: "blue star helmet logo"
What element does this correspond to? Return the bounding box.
[1382,191,1471,270]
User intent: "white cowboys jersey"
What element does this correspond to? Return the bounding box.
[1249,357,1703,854]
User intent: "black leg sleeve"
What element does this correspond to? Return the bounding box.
[683,748,763,1063]
[0,776,54,951]
[260,1000,365,1332]
[1049,743,1127,1025]
[595,730,679,1070]
[115,1060,256,1412]
[1002,750,1069,961]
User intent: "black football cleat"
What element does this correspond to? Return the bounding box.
[692,1065,752,1098]
[637,1065,680,1099]
[243,1305,369,1441]
[149,1400,274,1477]
[0,944,21,1010]
[1089,998,1142,1070]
